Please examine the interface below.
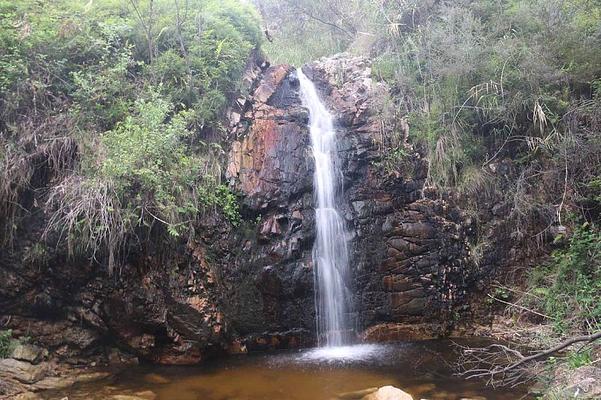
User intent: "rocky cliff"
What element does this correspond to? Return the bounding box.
[221,54,477,346]
[0,54,481,378]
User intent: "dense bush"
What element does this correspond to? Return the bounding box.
[0,0,260,270]
[528,223,601,335]
[0,330,13,358]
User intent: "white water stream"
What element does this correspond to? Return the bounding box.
[298,69,353,347]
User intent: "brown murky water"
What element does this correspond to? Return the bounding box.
[43,341,530,400]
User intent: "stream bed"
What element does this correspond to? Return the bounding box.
[42,340,529,400]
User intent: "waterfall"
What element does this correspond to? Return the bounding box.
[298,69,352,347]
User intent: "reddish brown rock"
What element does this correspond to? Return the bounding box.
[253,64,292,103]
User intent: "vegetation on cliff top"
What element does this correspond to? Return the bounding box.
[1,0,260,272]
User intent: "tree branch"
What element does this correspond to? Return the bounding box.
[487,293,552,320]
[282,0,354,37]
[459,331,601,386]
[497,331,601,374]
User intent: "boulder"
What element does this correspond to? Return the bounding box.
[10,344,47,364]
[362,386,413,400]
[0,359,47,384]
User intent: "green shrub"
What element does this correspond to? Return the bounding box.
[0,330,14,358]
[567,348,593,369]
[46,89,240,273]
[528,223,601,334]
[101,90,199,214]
[1,0,255,269]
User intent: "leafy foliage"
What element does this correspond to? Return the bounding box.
[370,0,601,192]
[1,0,257,270]
[528,223,601,335]
[0,330,14,358]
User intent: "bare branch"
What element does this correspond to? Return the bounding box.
[458,332,601,387]
[281,0,354,37]
[486,293,552,320]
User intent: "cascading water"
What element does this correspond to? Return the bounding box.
[297,69,353,348]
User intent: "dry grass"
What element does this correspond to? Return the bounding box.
[0,112,78,244]
[44,176,128,275]
[0,143,34,246]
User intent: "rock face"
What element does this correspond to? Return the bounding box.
[224,54,474,341]
[1,234,227,365]
[218,63,316,348]
[0,53,478,370]
[214,54,477,345]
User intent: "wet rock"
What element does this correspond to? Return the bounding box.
[134,390,158,400]
[254,64,292,104]
[361,323,439,342]
[227,339,248,354]
[143,373,170,384]
[0,359,47,384]
[31,372,110,391]
[10,344,47,364]
[108,348,139,365]
[31,376,75,391]
[9,392,43,400]
[362,386,413,400]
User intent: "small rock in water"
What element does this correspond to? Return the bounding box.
[73,372,112,384]
[143,373,170,384]
[338,387,379,399]
[408,383,436,394]
[362,386,413,400]
[108,348,139,365]
[134,390,157,400]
